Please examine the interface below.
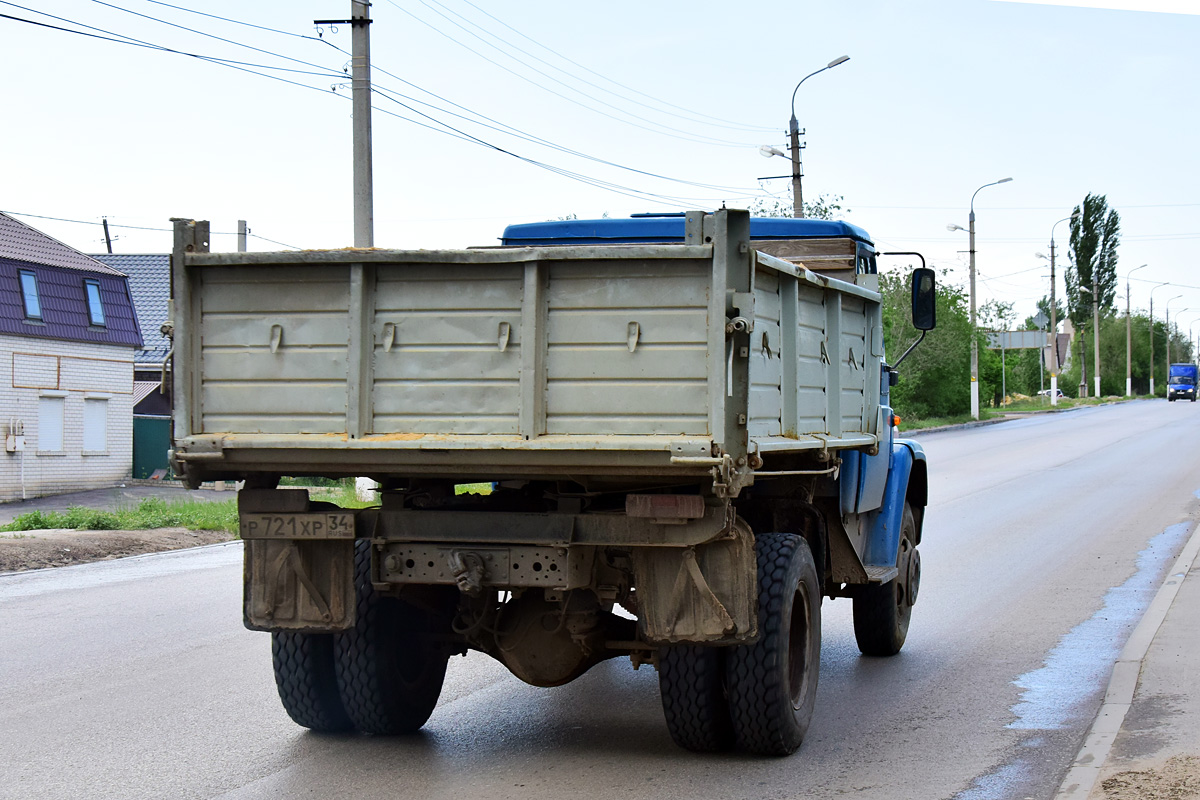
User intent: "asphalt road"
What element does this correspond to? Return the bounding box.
[2,400,1198,800]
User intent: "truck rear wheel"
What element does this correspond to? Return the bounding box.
[272,631,354,732]
[335,541,449,734]
[658,645,734,752]
[853,502,918,657]
[726,533,821,756]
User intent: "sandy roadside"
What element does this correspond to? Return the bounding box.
[0,528,237,573]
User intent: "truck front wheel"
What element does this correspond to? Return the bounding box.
[658,645,734,752]
[726,533,821,756]
[272,631,354,732]
[335,541,450,734]
[853,502,918,657]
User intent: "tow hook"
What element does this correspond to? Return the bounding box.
[448,551,486,596]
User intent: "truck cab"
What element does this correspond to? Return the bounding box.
[1168,363,1198,401]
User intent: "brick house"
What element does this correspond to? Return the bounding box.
[0,212,142,502]
[91,253,172,478]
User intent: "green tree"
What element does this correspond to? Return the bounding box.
[749,188,849,221]
[1065,193,1121,327]
[1035,295,1065,328]
[880,267,972,418]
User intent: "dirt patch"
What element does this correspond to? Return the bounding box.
[0,528,237,573]
[1100,755,1200,800]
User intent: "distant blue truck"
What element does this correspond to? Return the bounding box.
[1168,363,1198,402]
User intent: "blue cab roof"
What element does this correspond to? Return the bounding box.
[501,214,873,247]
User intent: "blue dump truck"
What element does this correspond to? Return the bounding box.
[168,209,935,756]
[1168,363,1198,401]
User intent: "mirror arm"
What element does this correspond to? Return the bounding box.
[880,251,927,269]
[890,330,927,372]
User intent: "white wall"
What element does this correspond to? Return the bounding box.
[1,334,135,502]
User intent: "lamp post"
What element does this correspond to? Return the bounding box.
[1149,282,1171,395]
[1079,282,1094,397]
[1126,264,1148,396]
[1166,294,1184,393]
[1190,317,1200,365]
[1048,212,1080,405]
[788,55,849,218]
[1168,305,1189,376]
[1092,268,1101,399]
[1185,315,1200,366]
[950,178,1013,419]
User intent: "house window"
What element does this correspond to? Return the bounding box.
[83,398,108,453]
[38,395,64,452]
[19,270,41,319]
[85,279,106,327]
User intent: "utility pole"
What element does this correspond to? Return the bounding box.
[1092,271,1100,399]
[1049,233,1058,403]
[787,56,848,219]
[1150,291,1157,395]
[317,2,376,501]
[102,217,113,254]
[1126,264,1147,396]
[319,2,375,247]
[1079,335,1087,398]
[1126,280,1132,396]
[789,123,805,218]
[351,0,373,247]
[1047,211,1078,405]
[959,178,1012,419]
[237,220,248,253]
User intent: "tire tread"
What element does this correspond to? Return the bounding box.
[726,533,820,756]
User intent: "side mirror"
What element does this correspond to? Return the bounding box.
[911,268,936,331]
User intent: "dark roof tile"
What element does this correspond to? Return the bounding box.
[91,254,169,365]
[0,212,125,275]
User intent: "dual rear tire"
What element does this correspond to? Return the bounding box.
[272,540,450,735]
[659,533,821,756]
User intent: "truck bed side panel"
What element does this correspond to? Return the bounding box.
[198,265,351,434]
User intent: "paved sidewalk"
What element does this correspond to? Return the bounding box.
[0,483,236,526]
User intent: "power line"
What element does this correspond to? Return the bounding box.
[857,203,1200,211]
[426,0,775,135]
[369,84,760,195]
[455,0,775,134]
[128,0,764,194]
[0,6,342,78]
[1,6,770,215]
[86,0,345,75]
[110,1,776,201]
[385,0,758,149]
[1,209,300,249]
[141,0,335,45]
[368,94,752,208]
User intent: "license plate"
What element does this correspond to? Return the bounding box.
[240,513,356,540]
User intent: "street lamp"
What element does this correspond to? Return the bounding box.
[1149,282,1171,395]
[1079,282,1095,397]
[1125,263,1148,396]
[951,178,1013,419]
[1047,211,1080,405]
[1169,308,1190,386]
[788,55,849,218]
[1166,294,1185,393]
[1190,317,1200,366]
[1092,266,1101,399]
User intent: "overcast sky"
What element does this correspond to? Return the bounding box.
[3,0,1198,327]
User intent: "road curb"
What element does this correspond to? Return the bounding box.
[1053,517,1200,799]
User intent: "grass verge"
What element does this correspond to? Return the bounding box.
[0,497,239,534]
[897,394,1145,432]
